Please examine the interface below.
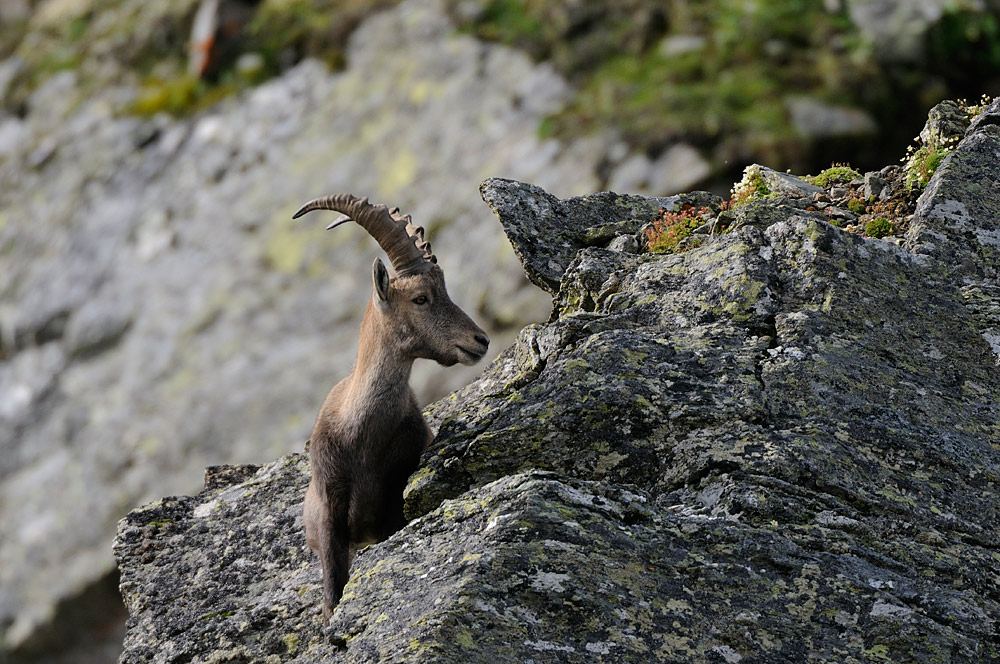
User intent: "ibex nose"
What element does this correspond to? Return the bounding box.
[475,333,490,349]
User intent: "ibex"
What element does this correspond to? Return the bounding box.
[294,194,490,620]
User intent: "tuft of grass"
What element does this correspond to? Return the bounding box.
[805,164,861,188]
[471,0,546,45]
[863,217,893,238]
[903,142,954,190]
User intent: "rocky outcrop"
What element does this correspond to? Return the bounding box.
[0,0,646,655]
[115,99,1000,663]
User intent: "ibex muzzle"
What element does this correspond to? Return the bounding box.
[294,194,488,621]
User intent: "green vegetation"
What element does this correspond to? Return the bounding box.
[129,0,396,116]
[845,197,908,240]
[730,165,771,208]
[926,11,1000,86]
[199,610,234,620]
[246,0,398,74]
[469,0,545,46]
[451,0,873,169]
[1,0,196,112]
[450,1,999,177]
[1,0,398,118]
[863,217,893,239]
[902,95,992,189]
[1,0,996,168]
[903,142,953,190]
[130,73,254,117]
[644,205,711,254]
[805,165,861,188]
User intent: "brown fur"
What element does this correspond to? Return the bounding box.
[304,262,488,620]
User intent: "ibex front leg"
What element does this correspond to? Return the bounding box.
[304,455,351,621]
[320,507,351,621]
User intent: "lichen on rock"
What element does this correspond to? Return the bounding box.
[478,177,718,294]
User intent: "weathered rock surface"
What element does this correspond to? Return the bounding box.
[116,99,1000,663]
[907,99,1000,283]
[478,178,719,293]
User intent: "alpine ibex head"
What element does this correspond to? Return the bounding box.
[294,194,489,366]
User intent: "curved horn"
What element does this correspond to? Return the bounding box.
[293,194,436,276]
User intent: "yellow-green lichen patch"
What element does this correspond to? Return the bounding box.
[263,214,311,274]
[454,628,476,649]
[379,149,419,196]
[281,633,299,655]
[404,464,435,495]
[864,644,891,661]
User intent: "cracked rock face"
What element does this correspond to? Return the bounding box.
[116,102,1000,663]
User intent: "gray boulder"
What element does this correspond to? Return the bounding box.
[115,97,1000,662]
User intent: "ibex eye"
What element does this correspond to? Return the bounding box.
[413,296,428,305]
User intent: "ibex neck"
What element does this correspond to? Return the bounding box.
[344,301,414,413]
[348,347,413,403]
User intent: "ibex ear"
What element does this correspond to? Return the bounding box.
[372,258,391,302]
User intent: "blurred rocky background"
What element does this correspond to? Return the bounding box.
[0,0,998,661]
